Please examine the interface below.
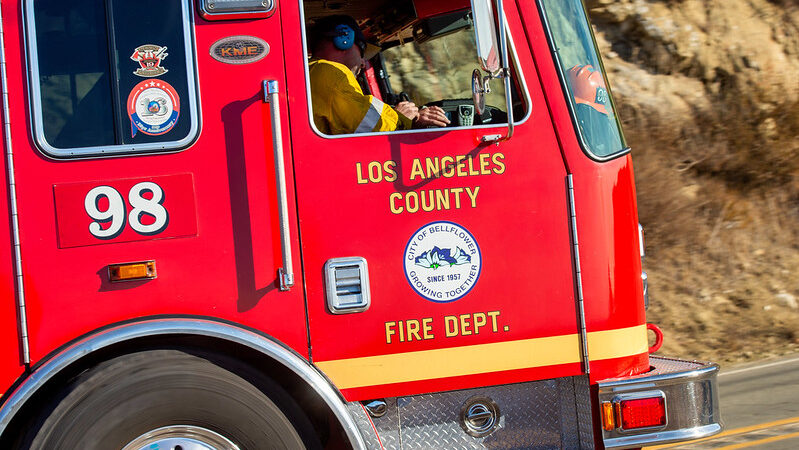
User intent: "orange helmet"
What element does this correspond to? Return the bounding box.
[567,64,610,115]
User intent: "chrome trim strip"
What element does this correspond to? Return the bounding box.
[638,223,645,259]
[605,423,722,449]
[23,0,201,158]
[0,319,366,449]
[495,0,515,141]
[298,2,533,139]
[598,356,722,448]
[198,0,276,20]
[0,0,30,365]
[566,174,590,374]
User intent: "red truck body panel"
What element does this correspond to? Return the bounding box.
[1,0,647,408]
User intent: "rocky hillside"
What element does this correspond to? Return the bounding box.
[586,0,799,363]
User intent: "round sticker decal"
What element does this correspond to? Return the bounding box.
[127,79,180,137]
[403,221,482,303]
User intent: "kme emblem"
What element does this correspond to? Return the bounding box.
[210,36,270,65]
[403,221,482,303]
[130,44,168,77]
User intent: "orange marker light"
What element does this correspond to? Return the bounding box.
[108,261,157,282]
[618,396,666,430]
[601,401,615,431]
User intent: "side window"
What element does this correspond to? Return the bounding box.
[26,0,199,157]
[303,1,527,137]
[539,0,626,158]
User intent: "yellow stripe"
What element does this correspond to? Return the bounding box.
[315,324,646,389]
[588,324,648,360]
[645,417,799,449]
[716,431,799,449]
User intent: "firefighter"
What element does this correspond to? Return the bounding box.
[307,15,450,134]
[567,64,624,154]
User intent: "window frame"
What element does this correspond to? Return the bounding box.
[299,1,532,140]
[536,0,630,162]
[23,0,201,158]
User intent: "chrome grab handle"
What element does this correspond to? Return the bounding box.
[263,80,294,291]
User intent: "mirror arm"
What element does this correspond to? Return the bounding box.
[496,0,514,142]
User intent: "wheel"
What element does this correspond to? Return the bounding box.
[20,348,320,450]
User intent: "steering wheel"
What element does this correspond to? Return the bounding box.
[385,91,411,107]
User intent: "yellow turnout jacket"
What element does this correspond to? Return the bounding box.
[309,59,412,134]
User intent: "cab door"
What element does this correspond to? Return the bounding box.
[282,1,581,400]
[6,0,309,362]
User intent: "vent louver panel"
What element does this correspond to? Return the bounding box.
[324,257,371,314]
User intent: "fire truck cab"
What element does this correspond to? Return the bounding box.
[0,0,720,448]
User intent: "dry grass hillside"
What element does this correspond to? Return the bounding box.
[587,0,799,364]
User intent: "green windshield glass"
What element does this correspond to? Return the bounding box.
[539,0,626,158]
[382,27,508,114]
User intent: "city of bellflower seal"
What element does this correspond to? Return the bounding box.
[403,221,482,303]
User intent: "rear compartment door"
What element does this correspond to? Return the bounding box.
[282,2,582,400]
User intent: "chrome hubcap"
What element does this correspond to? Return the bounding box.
[122,425,240,450]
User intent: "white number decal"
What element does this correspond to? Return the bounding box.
[85,186,126,239]
[128,182,169,235]
[84,182,169,239]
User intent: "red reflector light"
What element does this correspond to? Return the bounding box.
[618,396,666,430]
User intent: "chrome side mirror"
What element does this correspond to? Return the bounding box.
[470,0,500,75]
[470,0,514,142]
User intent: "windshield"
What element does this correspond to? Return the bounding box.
[381,26,507,113]
[539,0,626,158]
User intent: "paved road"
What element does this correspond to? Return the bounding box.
[647,354,799,449]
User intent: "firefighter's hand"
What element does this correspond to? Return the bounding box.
[395,101,419,121]
[413,106,450,128]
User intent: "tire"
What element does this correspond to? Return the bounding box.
[20,348,320,450]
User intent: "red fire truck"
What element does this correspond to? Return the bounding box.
[0,0,721,448]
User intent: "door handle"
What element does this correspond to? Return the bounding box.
[263,80,294,291]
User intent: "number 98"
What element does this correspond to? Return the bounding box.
[84,183,169,239]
